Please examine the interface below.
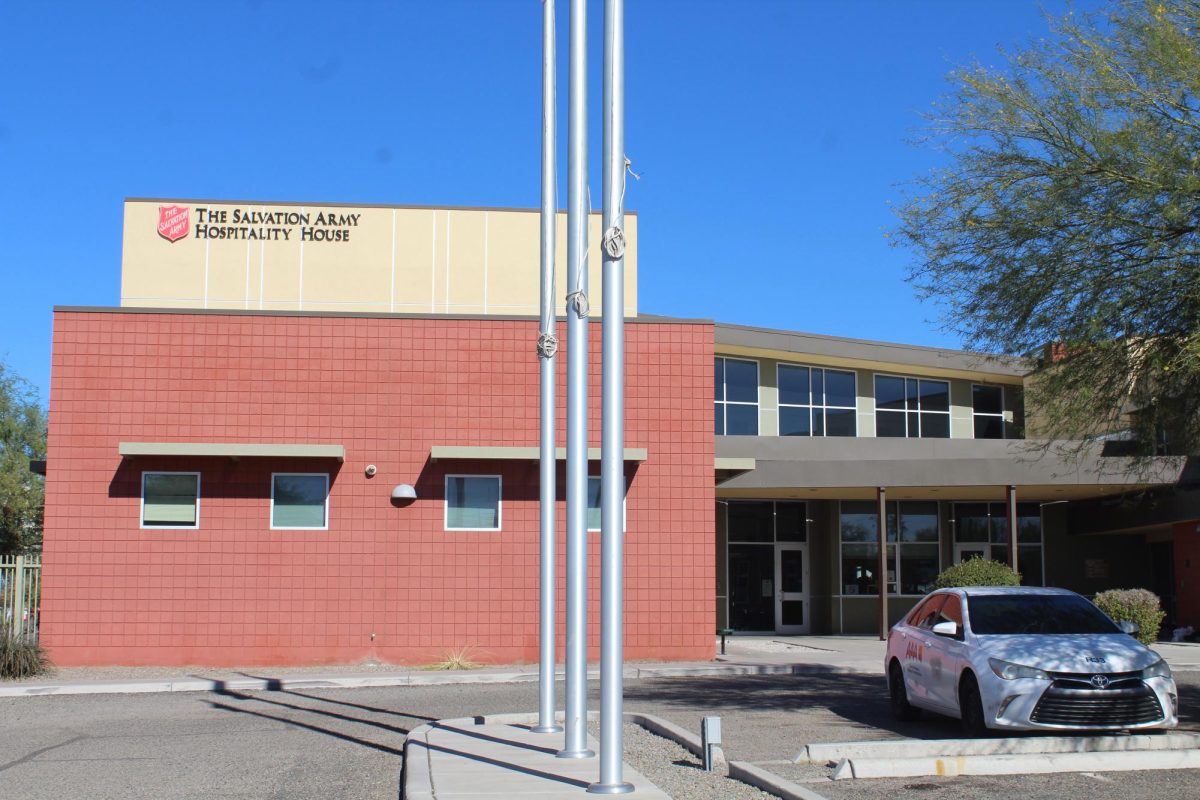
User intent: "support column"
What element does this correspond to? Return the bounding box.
[877,487,888,641]
[1007,485,1020,577]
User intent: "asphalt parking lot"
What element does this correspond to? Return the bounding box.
[0,670,1198,799]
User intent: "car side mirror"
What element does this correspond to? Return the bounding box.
[1119,620,1140,635]
[932,620,958,637]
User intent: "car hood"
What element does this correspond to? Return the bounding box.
[975,633,1160,673]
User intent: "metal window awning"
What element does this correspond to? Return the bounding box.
[429,446,647,463]
[118,442,345,462]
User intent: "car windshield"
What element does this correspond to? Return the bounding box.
[967,594,1121,636]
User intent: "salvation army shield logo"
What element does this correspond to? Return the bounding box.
[157,205,189,243]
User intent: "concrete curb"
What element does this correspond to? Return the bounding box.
[728,761,832,800]
[473,710,830,800]
[619,712,838,800]
[0,661,877,698]
[624,711,727,770]
[797,732,1200,764]
[400,723,434,800]
[831,747,1200,779]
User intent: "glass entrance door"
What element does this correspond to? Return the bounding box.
[728,544,775,631]
[775,543,810,633]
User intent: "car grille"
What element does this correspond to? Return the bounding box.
[1030,672,1163,727]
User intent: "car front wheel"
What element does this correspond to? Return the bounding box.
[959,673,989,737]
[888,660,921,722]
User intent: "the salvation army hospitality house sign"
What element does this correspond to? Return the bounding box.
[157,204,360,244]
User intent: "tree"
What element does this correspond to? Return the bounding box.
[895,0,1200,455]
[0,361,46,554]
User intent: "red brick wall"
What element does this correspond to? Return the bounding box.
[43,310,715,666]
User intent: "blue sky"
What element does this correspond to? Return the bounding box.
[0,0,1098,404]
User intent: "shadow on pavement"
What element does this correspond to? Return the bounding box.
[203,686,437,761]
[209,698,406,757]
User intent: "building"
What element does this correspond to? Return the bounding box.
[38,198,1197,666]
[711,323,1184,634]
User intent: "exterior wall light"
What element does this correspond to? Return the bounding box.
[391,484,417,501]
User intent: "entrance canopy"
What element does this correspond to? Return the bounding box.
[715,437,1185,502]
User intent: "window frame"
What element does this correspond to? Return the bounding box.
[914,595,948,630]
[715,356,760,436]
[725,500,808,543]
[586,476,628,533]
[837,500,942,597]
[140,471,201,529]
[951,501,1046,586]
[776,363,857,437]
[444,474,503,532]
[270,472,330,531]
[873,373,951,439]
[971,383,1005,440]
[906,593,944,626]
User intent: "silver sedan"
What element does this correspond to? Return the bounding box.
[884,586,1178,734]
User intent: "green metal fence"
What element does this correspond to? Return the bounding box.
[0,554,41,641]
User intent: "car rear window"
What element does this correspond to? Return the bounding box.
[967,594,1120,635]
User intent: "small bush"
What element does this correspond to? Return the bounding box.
[1094,588,1165,645]
[934,556,1021,589]
[0,630,49,680]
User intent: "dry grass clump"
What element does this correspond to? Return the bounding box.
[0,629,49,680]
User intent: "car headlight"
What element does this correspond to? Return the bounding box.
[989,658,1050,681]
[1141,658,1172,680]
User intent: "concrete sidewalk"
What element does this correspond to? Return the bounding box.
[3,634,1198,697]
[0,635,876,697]
[402,716,670,800]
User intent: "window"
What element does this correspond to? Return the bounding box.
[896,502,940,595]
[778,364,857,437]
[907,594,944,627]
[874,375,950,438]
[271,473,329,529]
[915,596,947,630]
[141,472,199,528]
[587,476,627,532]
[936,594,964,638]
[445,475,501,531]
[839,501,940,595]
[972,384,1004,439]
[840,501,894,595]
[967,594,1119,635]
[727,501,807,543]
[715,357,759,435]
[952,502,1043,585]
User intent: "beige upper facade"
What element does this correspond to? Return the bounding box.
[714,321,1028,441]
[121,199,638,317]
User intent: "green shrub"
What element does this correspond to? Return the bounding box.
[1093,588,1165,645]
[933,556,1021,589]
[0,629,49,680]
